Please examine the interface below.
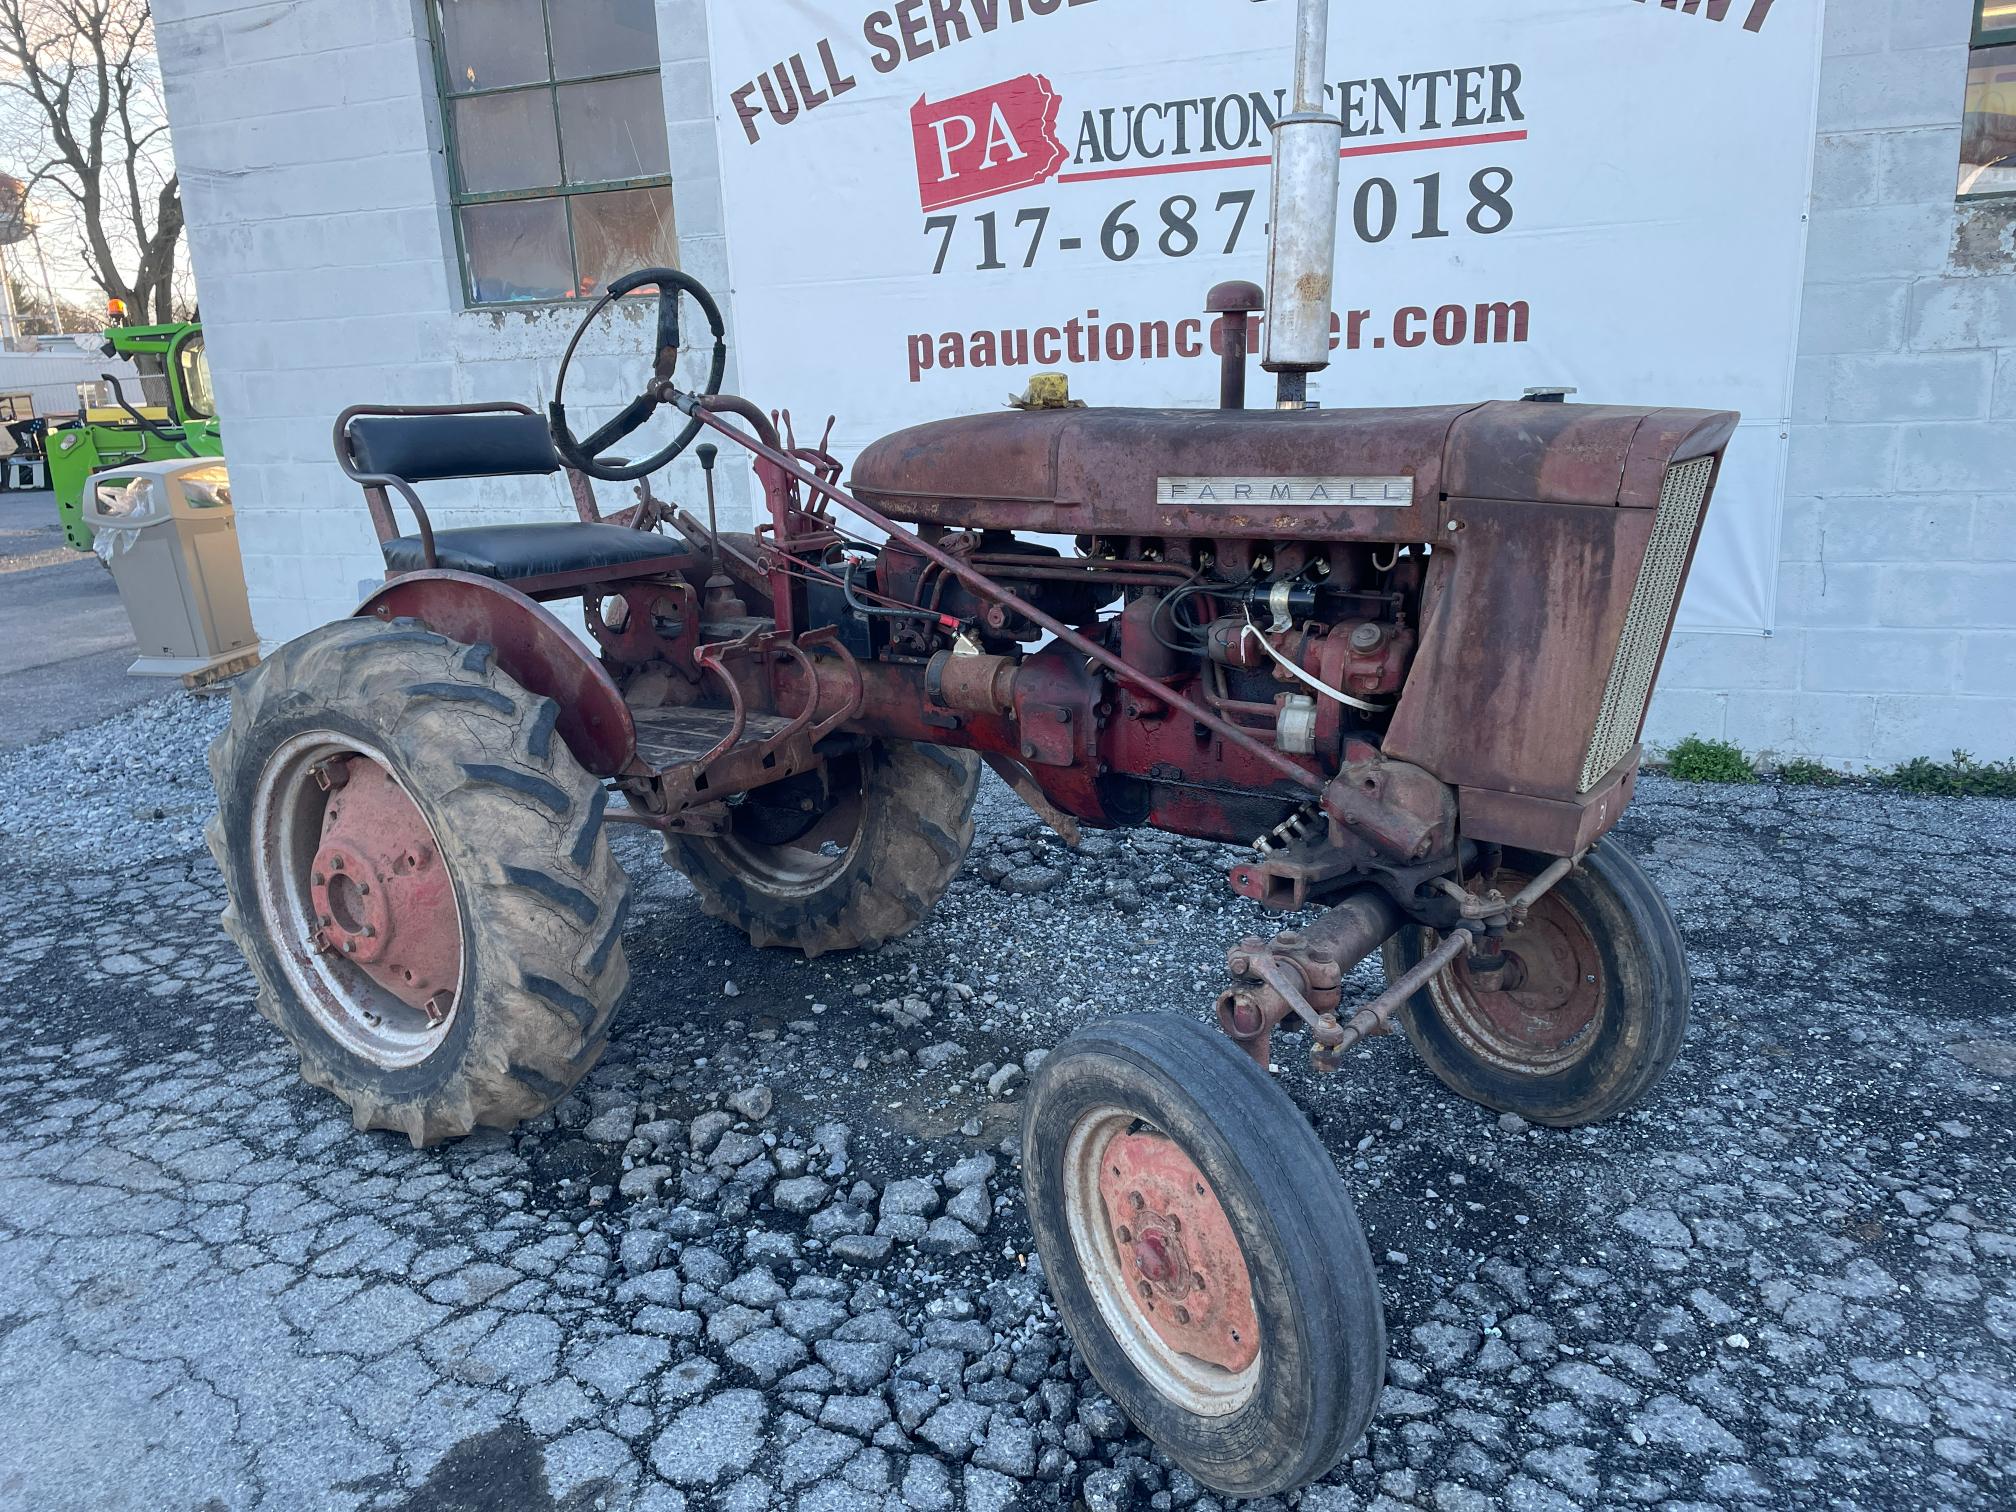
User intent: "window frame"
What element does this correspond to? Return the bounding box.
[1977,2,2016,49]
[425,0,674,308]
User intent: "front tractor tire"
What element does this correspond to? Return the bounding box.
[1382,841,1690,1128]
[208,617,630,1146]
[1022,1015,1386,1499]
[669,738,979,958]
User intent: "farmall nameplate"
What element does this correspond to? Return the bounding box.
[1157,477,1415,506]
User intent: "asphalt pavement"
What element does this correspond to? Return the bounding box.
[0,489,174,750]
[0,690,2012,1511]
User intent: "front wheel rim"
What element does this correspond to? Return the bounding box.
[1062,1106,1263,1417]
[1424,873,1604,1075]
[250,733,465,1069]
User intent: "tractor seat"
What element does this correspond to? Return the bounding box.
[338,402,688,585]
[381,522,679,580]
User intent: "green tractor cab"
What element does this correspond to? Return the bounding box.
[49,322,224,551]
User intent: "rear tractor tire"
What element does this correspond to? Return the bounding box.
[1381,841,1690,1128]
[1022,1014,1386,1499]
[668,738,979,958]
[207,617,630,1146]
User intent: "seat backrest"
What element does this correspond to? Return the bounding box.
[344,407,560,484]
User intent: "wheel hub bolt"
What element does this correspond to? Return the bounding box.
[1173,1305,1191,1325]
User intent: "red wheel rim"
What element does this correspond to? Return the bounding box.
[308,756,461,1022]
[1096,1132,1261,1374]
[1428,874,1603,1073]
[251,734,465,1069]
[1063,1107,1263,1416]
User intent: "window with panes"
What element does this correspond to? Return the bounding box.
[429,0,678,304]
[1962,2,2016,197]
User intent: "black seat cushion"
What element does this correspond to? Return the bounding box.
[383,523,681,580]
[348,410,560,483]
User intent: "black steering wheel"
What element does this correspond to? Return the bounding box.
[548,267,728,482]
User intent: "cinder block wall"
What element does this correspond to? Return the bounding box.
[158,0,2012,765]
[153,0,747,647]
[1647,0,2016,769]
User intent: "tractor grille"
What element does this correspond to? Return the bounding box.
[1579,455,1715,792]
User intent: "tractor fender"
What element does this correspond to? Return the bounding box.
[356,570,637,777]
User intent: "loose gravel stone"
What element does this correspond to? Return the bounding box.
[985,1063,1025,1098]
[619,1165,673,1202]
[879,1177,940,1218]
[728,1085,774,1122]
[582,1105,636,1144]
[945,1154,997,1190]
[3,712,2012,1512]
[830,1234,894,1266]
[945,1182,992,1234]
[770,1175,829,1214]
[919,1216,981,1256]
[1081,1466,1137,1511]
[918,1399,991,1457]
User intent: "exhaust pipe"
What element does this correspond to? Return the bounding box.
[1261,0,1344,411]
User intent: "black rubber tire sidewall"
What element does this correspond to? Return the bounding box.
[670,739,978,957]
[1386,842,1691,1128]
[208,618,630,1144]
[1022,1014,1385,1499]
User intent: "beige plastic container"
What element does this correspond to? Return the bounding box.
[82,457,257,678]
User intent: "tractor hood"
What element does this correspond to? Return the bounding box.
[850,401,1739,543]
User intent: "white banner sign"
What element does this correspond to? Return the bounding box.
[703,0,1821,632]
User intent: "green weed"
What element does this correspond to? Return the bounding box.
[1881,751,2016,798]
[1664,736,1756,784]
[1774,758,1843,788]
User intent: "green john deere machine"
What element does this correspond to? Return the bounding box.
[50,322,223,550]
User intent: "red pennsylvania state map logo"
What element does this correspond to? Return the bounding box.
[910,74,1070,212]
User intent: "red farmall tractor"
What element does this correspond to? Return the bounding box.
[207,4,1730,1495]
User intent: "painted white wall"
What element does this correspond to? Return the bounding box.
[155,0,2015,766]
[152,0,749,648]
[1645,0,2016,768]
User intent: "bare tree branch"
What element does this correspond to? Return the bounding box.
[0,0,182,324]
